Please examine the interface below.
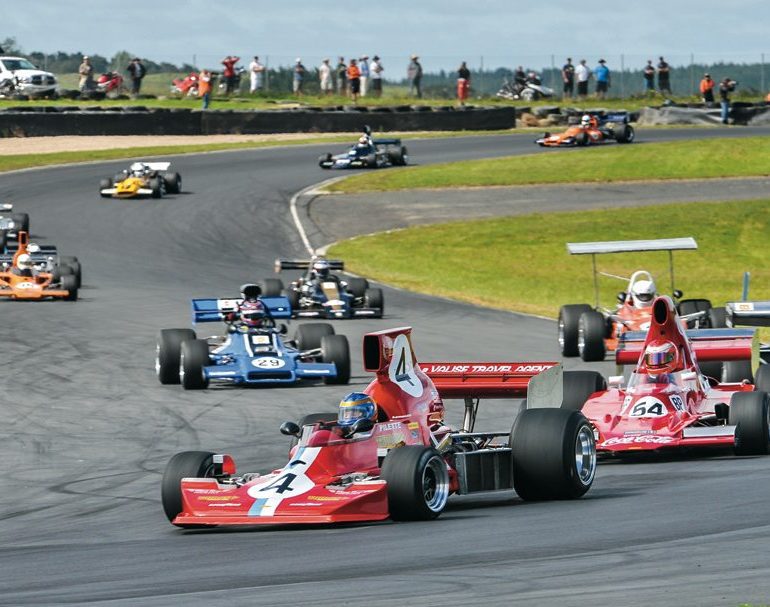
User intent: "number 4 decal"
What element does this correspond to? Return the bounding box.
[259,473,297,494]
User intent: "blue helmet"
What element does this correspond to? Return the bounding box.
[338,392,377,427]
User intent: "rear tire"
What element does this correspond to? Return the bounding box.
[722,360,753,383]
[295,323,334,351]
[346,277,369,298]
[260,278,284,297]
[161,451,215,525]
[180,339,210,390]
[286,288,300,311]
[678,298,712,328]
[321,335,351,384]
[156,328,196,384]
[149,177,163,198]
[381,446,449,521]
[562,370,606,411]
[708,306,727,328]
[511,409,596,500]
[558,304,592,357]
[578,310,607,362]
[12,212,29,234]
[730,391,770,455]
[614,124,635,143]
[755,365,770,393]
[163,172,182,194]
[364,288,384,317]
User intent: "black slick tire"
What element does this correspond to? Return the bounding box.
[295,323,334,351]
[578,310,607,362]
[61,274,78,301]
[562,370,606,411]
[163,172,181,194]
[180,339,210,390]
[161,451,215,525]
[364,288,384,317]
[156,328,196,385]
[558,304,592,357]
[321,334,350,384]
[346,277,369,298]
[260,278,284,297]
[755,365,770,393]
[730,391,770,455]
[380,446,449,521]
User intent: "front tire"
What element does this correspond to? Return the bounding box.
[180,339,210,390]
[381,446,449,521]
[156,328,196,384]
[161,451,215,524]
[163,172,182,194]
[558,304,592,357]
[578,310,607,362]
[730,391,770,455]
[321,334,351,384]
[61,274,78,301]
[511,408,596,500]
[364,288,384,317]
[149,177,163,198]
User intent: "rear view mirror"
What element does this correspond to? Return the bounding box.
[279,421,300,437]
[673,289,683,299]
[617,291,627,303]
[608,375,624,388]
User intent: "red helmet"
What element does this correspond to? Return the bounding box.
[239,299,266,327]
[643,340,679,375]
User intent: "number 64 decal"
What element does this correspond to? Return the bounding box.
[629,397,668,417]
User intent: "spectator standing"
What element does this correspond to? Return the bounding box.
[199,69,212,110]
[657,56,671,95]
[78,56,94,92]
[370,55,384,98]
[575,59,590,99]
[407,54,423,98]
[643,60,655,94]
[700,73,715,105]
[126,57,146,96]
[359,55,370,97]
[514,65,527,85]
[249,56,265,93]
[593,59,610,99]
[336,57,347,96]
[222,55,240,95]
[293,58,306,96]
[347,58,361,102]
[561,57,574,99]
[457,61,471,105]
[719,77,737,124]
[319,58,333,96]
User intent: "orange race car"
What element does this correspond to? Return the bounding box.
[0,231,78,301]
[536,112,635,147]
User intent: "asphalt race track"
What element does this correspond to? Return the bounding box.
[2,128,770,606]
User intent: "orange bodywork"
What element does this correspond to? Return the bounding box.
[538,124,608,147]
[0,231,72,300]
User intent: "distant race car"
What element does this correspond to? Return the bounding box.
[0,231,79,301]
[561,295,770,456]
[155,287,351,389]
[269,257,383,319]
[160,326,596,527]
[0,203,29,251]
[99,162,182,199]
[319,126,407,169]
[559,238,722,363]
[536,112,635,147]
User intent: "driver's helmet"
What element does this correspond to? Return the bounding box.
[358,135,369,146]
[580,114,592,127]
[338,392,378,428]
[129,162,146,177]
[313,259,331,279]
[27,243,41,254]
[240,283,262,302]
[631,279,656,308]
[643,340,679,375]
[16,253,32,271]
[239,298,267,327]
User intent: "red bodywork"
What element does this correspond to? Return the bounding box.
[581,296,757,453]
[171,327,556,526]
[172,72,200,96]
[96,72,124,93]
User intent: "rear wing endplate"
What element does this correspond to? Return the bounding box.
[275,258,345,272]
[616,328,759,366]
[726,301,770,328]
[191,296,292,323]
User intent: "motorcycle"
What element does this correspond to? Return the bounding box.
[96,72,124,96]
[171,72,201,97]
[497,72,554,101]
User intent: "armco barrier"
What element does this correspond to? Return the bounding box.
[0,106,515,137]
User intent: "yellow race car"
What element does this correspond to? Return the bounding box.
[99,162,182,199]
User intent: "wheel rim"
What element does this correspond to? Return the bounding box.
[422,456,450,513]
[577,319,585,354]
[179,352,186,383]
[558,317,565,350]
[154,344,161,376]
[574,425,597,486]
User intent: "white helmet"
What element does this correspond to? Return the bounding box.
[313,259,331,278]
[27,243,41,254]
[358,135,368,145]
[631,279,656,308]
[580,114,591,127]
[17,253,32,270]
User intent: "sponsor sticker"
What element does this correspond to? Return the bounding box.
[601,435,675,446]
[252,357,285,369]
[389,334,423,397]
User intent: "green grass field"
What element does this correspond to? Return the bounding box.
[326,137,770,192]
[328,199,770,318]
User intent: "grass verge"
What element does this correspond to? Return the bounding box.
[328,198,770,319]
[325,137,770,193]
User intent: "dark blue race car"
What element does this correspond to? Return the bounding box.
[318,126,408,169]
[155,295,351,389]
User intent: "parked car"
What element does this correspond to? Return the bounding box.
[0,56,57,97]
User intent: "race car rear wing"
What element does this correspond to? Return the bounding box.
[191,296,292,323]
[5,244,57,255]
[726,301,770,328]
[421,362,561,400]
[142,162,171,172]
[372,138,401,145]
[616,328,759,365]
[275,258,345,272]
[567,237,698,308]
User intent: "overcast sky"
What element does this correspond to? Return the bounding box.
[7,1,770,71]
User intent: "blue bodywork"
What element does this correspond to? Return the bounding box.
[191,296,340,385]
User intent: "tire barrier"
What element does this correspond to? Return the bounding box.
[0,106,516,137]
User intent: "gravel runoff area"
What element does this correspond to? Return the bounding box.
[305,177,770,248]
